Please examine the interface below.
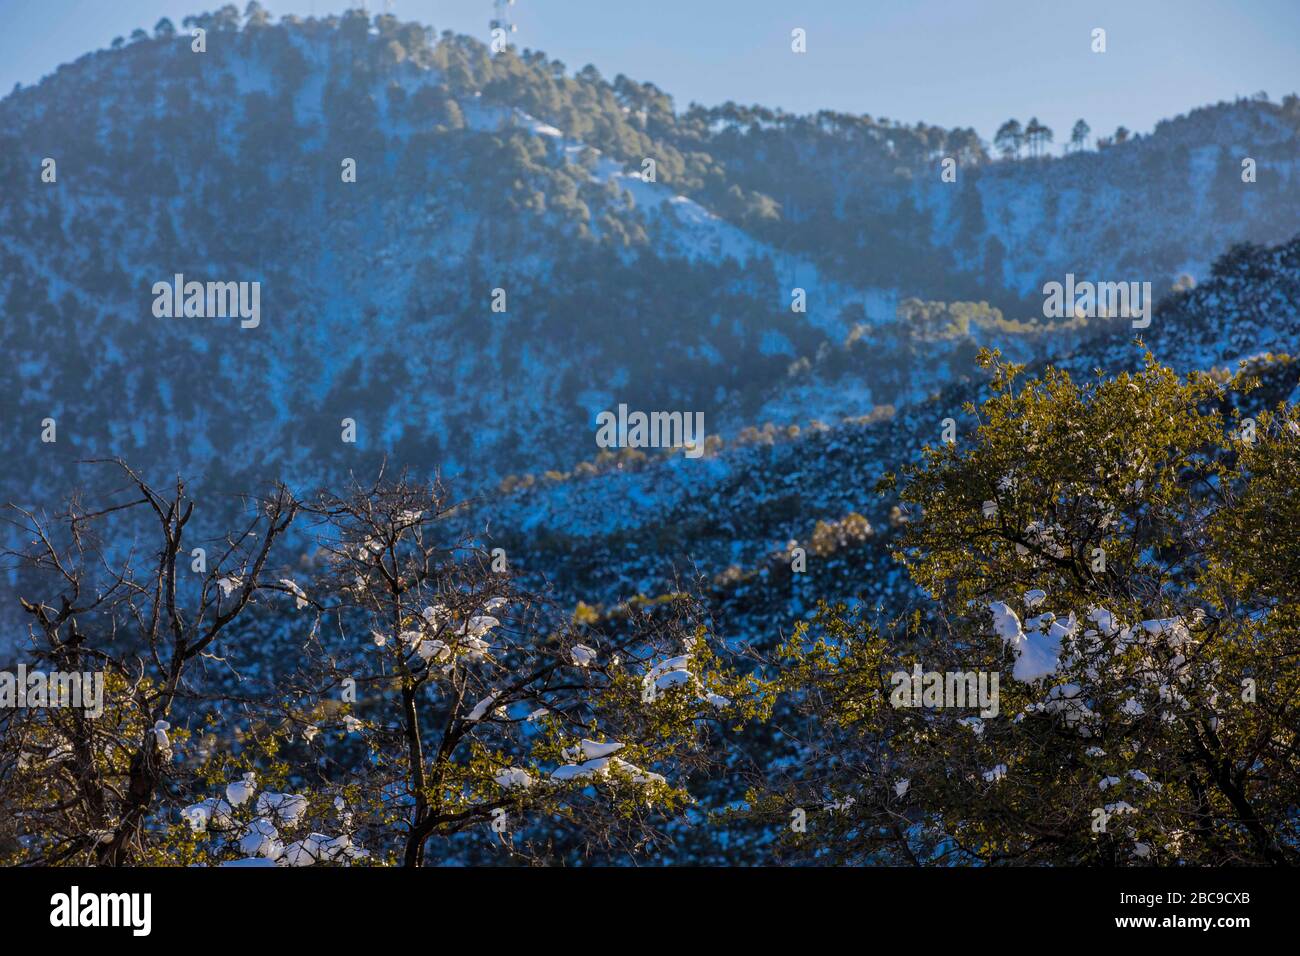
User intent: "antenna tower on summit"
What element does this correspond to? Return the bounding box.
[491,0,518,37]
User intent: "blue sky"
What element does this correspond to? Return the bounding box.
[4,0,1297,152]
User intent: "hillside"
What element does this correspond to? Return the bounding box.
[461,236,1300,629]
[1,9,1297,510]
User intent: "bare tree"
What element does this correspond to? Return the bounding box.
[263,469,756,866]
[1,459,298,865]
[2,463,764,867]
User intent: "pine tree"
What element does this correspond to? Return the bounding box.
[994,119,1024,159]
[1070,118,1091,152]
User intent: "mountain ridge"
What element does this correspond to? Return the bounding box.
[1,9,1295,503]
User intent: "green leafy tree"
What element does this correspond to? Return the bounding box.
[759,351,1300,864]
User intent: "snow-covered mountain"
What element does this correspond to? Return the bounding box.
[459,236,1300,620]
[1,7,1298,868]
[447,234,1300,864]
[0,8,1295,511]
